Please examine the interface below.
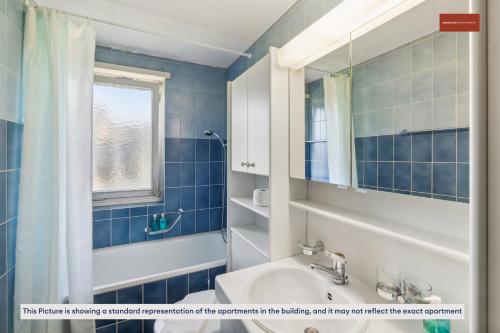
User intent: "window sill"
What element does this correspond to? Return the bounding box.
[92,195,163,208]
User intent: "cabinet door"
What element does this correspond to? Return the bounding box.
[230,73,248,173]
[247,55,270,176]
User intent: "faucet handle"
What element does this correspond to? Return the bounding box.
[325,251,347,265]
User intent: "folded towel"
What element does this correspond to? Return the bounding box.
[154,290,218,333]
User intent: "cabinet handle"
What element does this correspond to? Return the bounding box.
[241,162,248,167]
[248,162,255,167]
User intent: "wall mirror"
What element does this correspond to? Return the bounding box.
[303,37,352,186]
[290,0,470,203]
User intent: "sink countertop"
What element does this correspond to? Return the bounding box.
[215,255,423,333]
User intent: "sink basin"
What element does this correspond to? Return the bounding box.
[243,267,368,333]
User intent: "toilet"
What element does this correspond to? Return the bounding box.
[154,290,220,333]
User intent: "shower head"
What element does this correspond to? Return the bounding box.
[203,129,226,148]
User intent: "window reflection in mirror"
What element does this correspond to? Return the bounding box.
[304,41,352,187]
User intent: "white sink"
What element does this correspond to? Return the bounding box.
[242,267,369,333]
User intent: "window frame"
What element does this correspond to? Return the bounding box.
[92,63,168,207]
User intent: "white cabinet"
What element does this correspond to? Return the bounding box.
[230,55,270,176]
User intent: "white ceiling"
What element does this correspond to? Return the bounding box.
[37,0,298,68]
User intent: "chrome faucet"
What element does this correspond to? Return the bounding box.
[310,250,348,285]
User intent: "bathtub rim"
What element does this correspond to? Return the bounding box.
[93,231,227,294]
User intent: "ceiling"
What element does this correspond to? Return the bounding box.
[37,0,298,68]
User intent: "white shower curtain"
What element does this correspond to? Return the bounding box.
[323,74,356,185]
[15,6,95,333]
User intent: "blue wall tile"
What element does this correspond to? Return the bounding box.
[210,208,223,231]
[0,223,6,277]
[210,162,223,185]
[93,209,111,221]
[165,188,180,212]
[189,270,208,293]
[181,211,196,235]
[195,139,209,162]
[180,187,196,211]
[196,209,210,233]
[130,216,147,243]
[111,208,129,219]
[457,163,469,198]
[378,135,394,161]
[111,218,129,246]
[94,291,116,328]
[180,139,196,162]
[394,134,411,161]
[195,186,209,210]
[433,163,456,196]
[412,131,432,162]
[0,173,6,223]
[179,163,195,188]
[93,220,111,249]
[364,162,378,187]
[457,128,469,162]
[118,320,142,333]
[210,140,223,162]
[195,163,210,186]
[394,162,411,191]
[210,185,223,208]
[433,129,456,162]
[7,218,16,270]
[144,280,166,304]
[412,163,431,193]
[165,138,181,162]
[130,206,147,217]
[97,324,116,333]
[165,163,180,187]
[364,137,378,161]
[118,285,142,304]
[6,170,19,220]
[6,122,22,170]
[0,275,8,333]
[167,274,188,304]
[378,162,393,189]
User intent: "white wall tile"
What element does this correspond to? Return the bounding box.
[433,32,456,66]
[395,104,411,134]
[457,93,470,127]
[394,44,411,78]
[378,51,394,83]
[433,96,456,129]
[394,76,411,106]
[412,37,432,73]
[411,69,432,102]
[378,81,394,109]
[363,111,378,137]
[0,14,5,67]
[457,57,469,94]
[433,62,457,99]
[361,86,378,112]
[412,100,432,131]
[378,107,394,136]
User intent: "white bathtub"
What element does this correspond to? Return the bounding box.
[93,231,227,294]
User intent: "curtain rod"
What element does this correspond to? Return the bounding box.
[23,0,253,59]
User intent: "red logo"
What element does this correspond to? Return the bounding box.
[440,14,480,32]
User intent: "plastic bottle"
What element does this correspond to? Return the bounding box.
[159,213,168,230]
[151,214,159,232]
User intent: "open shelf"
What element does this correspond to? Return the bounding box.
[230,196,269,218]
[231,224,270,259]
[289,199,469,263]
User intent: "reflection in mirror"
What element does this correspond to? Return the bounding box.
[304,42,352,186]
[350,0,470,202]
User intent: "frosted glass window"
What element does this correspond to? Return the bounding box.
[92,82,153,192]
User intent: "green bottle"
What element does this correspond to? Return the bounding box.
[159,213,168,230]
[424,319,450,333]
[151,214,159,232]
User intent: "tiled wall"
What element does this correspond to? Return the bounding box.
[226,0,344,81]
[93,47,227,249]
[0,0,23,332]
[94,265,226,333]
[352,32,470,202]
